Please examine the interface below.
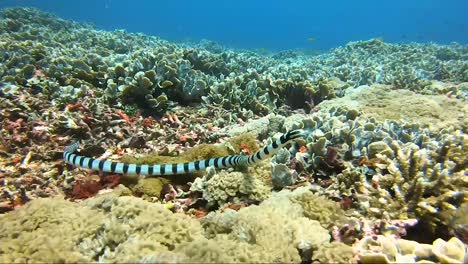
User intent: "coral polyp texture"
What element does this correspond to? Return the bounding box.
[0,7,467,263]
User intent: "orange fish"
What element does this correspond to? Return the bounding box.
[239,144,252,155]
[117,111,131,124]
[299,145,307,153]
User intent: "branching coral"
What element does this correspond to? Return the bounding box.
[367,132,467,234]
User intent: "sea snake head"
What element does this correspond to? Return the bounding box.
[283,129,304,141]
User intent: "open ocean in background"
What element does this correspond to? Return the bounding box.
[1,0,467,51]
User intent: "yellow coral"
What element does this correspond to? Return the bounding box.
[289,188,346,228]
[0,185,336,263]
[356,235,467,264]
[0,197,103,262]
[192,168,271,206]
[201,187,331,263]
[312,242,353,264]
[131,177,170,197]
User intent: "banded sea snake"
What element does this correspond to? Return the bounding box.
[63,130,303,176]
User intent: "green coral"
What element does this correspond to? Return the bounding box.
[120,132,257,166]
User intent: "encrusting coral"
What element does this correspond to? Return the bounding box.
[312,241,354,264]
[201,186,337,263]
[317,84,467,131]
[0,197,105,263]
[355,235,467,264]
[0,185,355,263]
[289,188,347,229]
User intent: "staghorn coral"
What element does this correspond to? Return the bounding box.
[281,107,467,240]
[367,133,467,235]
[325,130,467,240]
[449,203,468,244]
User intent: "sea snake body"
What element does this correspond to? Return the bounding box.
[63,130,302,176]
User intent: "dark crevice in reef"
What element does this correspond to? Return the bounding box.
[404,220,451,244]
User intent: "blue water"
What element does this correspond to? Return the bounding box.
[1,0,467,51]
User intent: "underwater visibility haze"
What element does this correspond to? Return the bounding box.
[0,1,467,263]
[1,0,468,50]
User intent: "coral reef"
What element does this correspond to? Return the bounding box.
[279,104,467,241]
[190,167,271,207]
[317,84,467,131]
[0,197,105,262]
[355,235,467,264]
[3,8,466,122]
[0,7,466,264]
[0,186,351,263]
